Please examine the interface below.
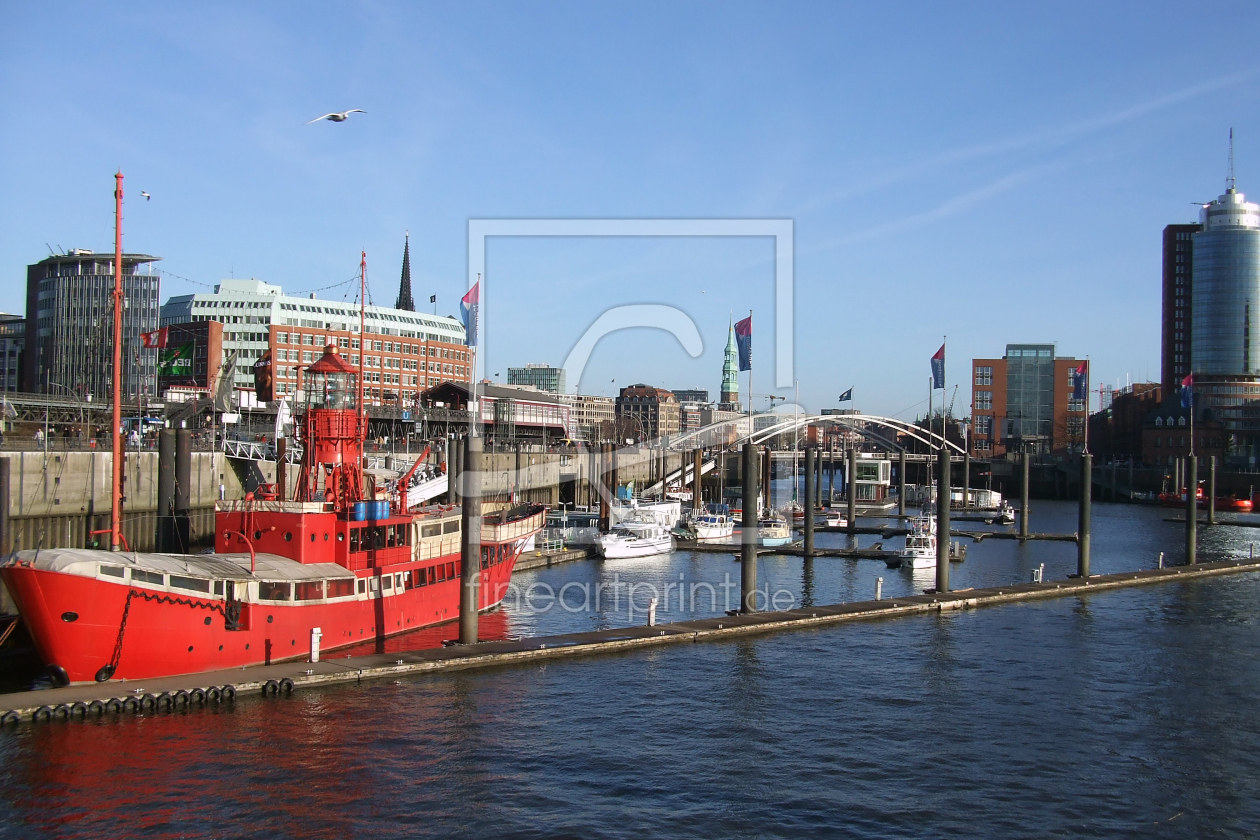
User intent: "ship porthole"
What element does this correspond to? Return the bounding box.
[245,643,250,650]
[61,612,78,622]
[254,531,262,540]
[324,533,329,541]
[284,532,293,541]
[219,645,224,651]
[188,646,194,652]
[267,615,274,623]
[203,617,212,626]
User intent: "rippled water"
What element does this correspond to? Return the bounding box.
[3,502,1260,838]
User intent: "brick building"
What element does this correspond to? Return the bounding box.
[970,344,1088,457]
[615,384,681,443]
[270,324,469,405]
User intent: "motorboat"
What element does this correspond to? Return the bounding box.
[886,513,936,570]
[595,519,674,559]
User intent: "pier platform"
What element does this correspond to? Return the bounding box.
[2,557,1255,725]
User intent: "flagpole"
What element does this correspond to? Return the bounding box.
[941,335,946,447]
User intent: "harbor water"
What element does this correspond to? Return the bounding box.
[2,501,1259,837]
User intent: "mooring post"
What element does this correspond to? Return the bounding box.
[847,447,857,533]
[741,442,758,613]
[803,445,815,558]
[875,577,883,601]
[459,436,483,644]
[0,457,10,556]
[1020,448,1031,540]
[276,436,287,502]
[693,449,703,510]
[963,450,971,510]
[156,428,175,553]
[175,427,192,554]
[1186,455,1198,565]
[898,450,906,517]
[1208,455,1217,526]
[936,446,950,594]
[1078,452,1091,578]
[599,443,611,531]
[451,436,462,505]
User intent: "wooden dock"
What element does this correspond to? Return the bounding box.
[2,557,1255,725]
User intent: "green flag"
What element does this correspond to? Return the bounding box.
[158,343,194,376]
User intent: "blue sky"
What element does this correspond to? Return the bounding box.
[2,2,1257,418]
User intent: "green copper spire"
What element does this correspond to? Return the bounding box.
[720,319,740,409]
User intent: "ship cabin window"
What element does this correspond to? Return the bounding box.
[295,581,323,601]
[99,564,125,578]
[327,579,355,599]
[214,581,224,596]
[481,546,492,569]
[448,561,457,579]
[421,523,442,538]
[350,528,360,552]
[133,569,164,586]
[443,519,460,534]
[358,579,366,594]
[259,581,292,601]
[436,564,447,583]
[382,576,393,591]
[171,575,211,593]
[395,573,403,590]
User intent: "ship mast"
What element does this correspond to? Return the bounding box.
[111,172,124,552]
[359,251,366,444]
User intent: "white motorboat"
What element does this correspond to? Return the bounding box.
[887,513,937,570]
[995,501,1017,525]
[595,519,674,559]
[691,511,735,541]
[822,511,848,528]
[611,498,683,530]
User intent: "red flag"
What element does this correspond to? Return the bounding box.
[141,327,168,349]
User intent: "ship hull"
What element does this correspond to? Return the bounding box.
[1,558,517,685]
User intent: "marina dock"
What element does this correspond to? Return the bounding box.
[3,556,1255,725]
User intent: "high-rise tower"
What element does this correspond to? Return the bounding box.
[1187,133,1260,463]
[396,233,415,312]
[718,320,740,412]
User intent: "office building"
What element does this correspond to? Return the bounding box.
[25,250,161,398]
[161,278,468,404]
[673,389,709,404]
[557,393,615,442]
[970,344,1087,457]
[1186,182,1260,463]
[1162,224,1201,396]
[507,364,566,394]
[616,384,680,442]
[0,314,24,393]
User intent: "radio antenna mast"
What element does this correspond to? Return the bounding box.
[1228,127,1236,192]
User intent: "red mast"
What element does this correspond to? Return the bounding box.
[359,251,366,437]
[111,172,124,552]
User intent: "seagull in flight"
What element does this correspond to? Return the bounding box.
[140,191,151,201]
[306,109,366,124]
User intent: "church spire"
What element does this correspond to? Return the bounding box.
[719,317,741,411]
[395,232,415,311]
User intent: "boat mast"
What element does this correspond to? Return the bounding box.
[359,251,366,446]
[111,171,124,552]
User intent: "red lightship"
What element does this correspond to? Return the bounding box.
[2,344,543,684]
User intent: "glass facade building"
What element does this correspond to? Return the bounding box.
[507,364,566,394]
[1191,188,1260,376]
[24,251,161,399]
[1004,344,1055,444]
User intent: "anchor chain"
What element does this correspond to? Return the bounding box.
[96,589,227,683]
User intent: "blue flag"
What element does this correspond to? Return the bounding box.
[931,344,945,389]
[460,282,480,347]
[838,388,852,402]
[734,315,752,372]
[1181,373,1194,409]
[1071,362,1087,401]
